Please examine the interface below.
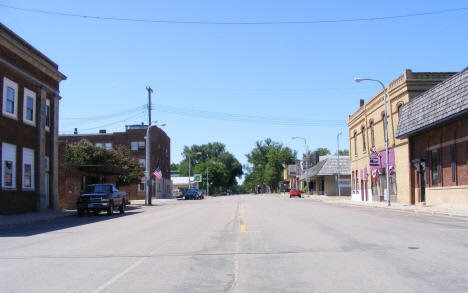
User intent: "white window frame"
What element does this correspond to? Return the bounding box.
[105,143,112,150]
[23,88,36,126]
[131,141,138,151]
[138,141,145,150]
[2,143,16,189]
[95,143,103,148]
[22,148,35,190]
[138,177,145,191]
[138,159,145,168]
[2,77,18,120]
[45,99,51,132]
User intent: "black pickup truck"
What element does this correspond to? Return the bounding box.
[76,184,126,216]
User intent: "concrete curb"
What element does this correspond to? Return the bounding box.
[0,211,76,228]
[321,198,468,220]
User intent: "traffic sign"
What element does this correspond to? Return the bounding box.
[193,174,202,182]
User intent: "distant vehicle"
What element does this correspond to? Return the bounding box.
[289,188,301,198]
[172,188,184,198]
[220,190,232,196]
[76,184,126,216]
[185,188,202,200]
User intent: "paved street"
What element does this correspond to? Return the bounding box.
[1,195,468,293]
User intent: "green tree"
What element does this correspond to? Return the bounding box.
[66,139,143,187]
[338,149,349,156]
[178,142,243,192]
[170,163,179,171]
[315,147,331,156]
[243,138,296,192]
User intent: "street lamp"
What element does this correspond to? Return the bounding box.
[337,131,342,197]
[188,152,202,188]
[292,136,309,194]
[355,77,391,206]
[145,122,166,206]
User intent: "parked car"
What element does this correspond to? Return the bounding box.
[172,188,184,198]
[76,184,126,216]
[289,188,301,198]
[185,188,202,200]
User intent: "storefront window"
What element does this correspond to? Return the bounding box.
[431,149,440,186]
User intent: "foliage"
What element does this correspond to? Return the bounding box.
[65,139,143,187]
[170,163,179,171]
[243,138,296,192]
[338,149,349,156]
[315,147,331,156]
[178,142,243,193]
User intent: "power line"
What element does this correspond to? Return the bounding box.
[59,110,145,134]
[60,104,146,121]
[152,103,347,127]
[1,4,467,25]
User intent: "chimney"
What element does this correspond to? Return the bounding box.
[359,99,365,107]
[74,128,78,134]
[99,129,106,134]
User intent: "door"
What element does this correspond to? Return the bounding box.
[44,173,50,208]
[420,171,426,202]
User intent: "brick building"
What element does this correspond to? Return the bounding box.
[348,69,455,204]
[397,67,468,207]
[59,124,171,201]
[0,23,66,214]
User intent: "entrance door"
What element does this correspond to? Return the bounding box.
[45,173,50,208]
[420,171,426,202]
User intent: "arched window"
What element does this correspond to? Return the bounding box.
[396,103,404,120]
[381,112,386,140]
[361,126,366,152]
[353,131,358,157]
[370,120,375,148]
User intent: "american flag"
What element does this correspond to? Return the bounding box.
[153,168,162,179]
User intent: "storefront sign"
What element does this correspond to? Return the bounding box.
[369,155,380,166]
[338,179,351,187]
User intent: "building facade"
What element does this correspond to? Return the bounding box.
[348,69,455,204]
[397,67,468,207]
[0,23,66,214]
[59,124,171,201]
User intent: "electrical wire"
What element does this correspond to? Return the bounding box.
[152,103,346,127]
[60,104,146,120]
[59,110,146,134]
[1,4,467,25]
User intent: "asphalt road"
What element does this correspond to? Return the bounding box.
[1,194,468,293]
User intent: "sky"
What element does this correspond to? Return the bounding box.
[2,0,468,177]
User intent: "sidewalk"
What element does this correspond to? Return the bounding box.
[307,195,468,219]
[0,210,75,228]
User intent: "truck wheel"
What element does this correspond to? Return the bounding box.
[119,202,125,214]
[107,203,114,216]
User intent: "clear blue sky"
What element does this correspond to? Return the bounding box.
[2,0,468,173]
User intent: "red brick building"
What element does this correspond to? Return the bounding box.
[0,23,66,214]
[59,124,171,201]
[397,67,468,207]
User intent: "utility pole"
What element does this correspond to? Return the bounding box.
[145,86,153,206]
[337,131,342,196]
[206,167,209,196]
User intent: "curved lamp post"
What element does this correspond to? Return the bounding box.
[354,77,390,206]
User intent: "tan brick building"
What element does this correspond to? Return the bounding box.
[348,69,454,204]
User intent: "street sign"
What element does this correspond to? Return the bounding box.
[193,174,202,183]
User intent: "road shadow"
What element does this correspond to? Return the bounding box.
[0,206,143,237]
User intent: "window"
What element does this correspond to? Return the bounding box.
[431,149,440,186]
[45,156,50,172]
[22,148,34,190]
[451,145,455,182]
[361,127,366,152]
[353,131,357,157]
[165,148,169,158]
[138,159,145,168]
[3,77,18,119]
[95,143,103,148]
[105,143,112,150]
[370,121,375,148]
[138,178,145,191]
[397,103,403,120]
[131,141,145,151]
[23,88,36,126]
[45,99,51,130]
[2,143,16,189]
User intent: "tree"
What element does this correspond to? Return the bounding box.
[66,139,143,187]
[338,149,349,156]
[243,138,296,192]
[170,163,179,171]
[177,142,243,192]
[315,147,331,156]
